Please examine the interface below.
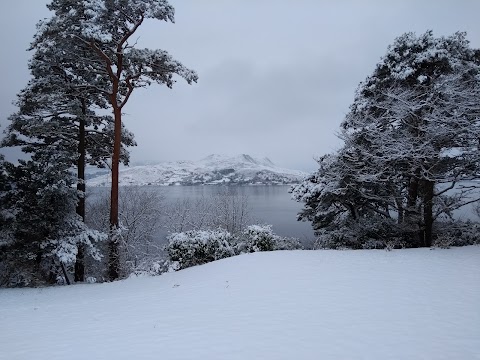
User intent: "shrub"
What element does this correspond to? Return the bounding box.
[86,187,165,279]
[128,259,177,277]
[313,217,411,250]
[273,236,304,251]
[432,221,480,248]
[165,224,303,271]
[237,225,303,253]
[166,229,235,270]
[239,225,277,252]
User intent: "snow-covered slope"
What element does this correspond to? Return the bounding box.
[88,154,307,186]
[1,247,479,360]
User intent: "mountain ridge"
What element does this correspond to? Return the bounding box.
[88,154,308,186]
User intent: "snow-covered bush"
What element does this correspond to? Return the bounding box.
[166,229,235,270]
[237,225,303,253]
[313,217,409,250]
[311,217,480,250]
[164,225,303,274]
[129,259,176,277]
[239,225,276,252]
[164,225,302,271]
[432,221,480,248]
[272,236,304,251]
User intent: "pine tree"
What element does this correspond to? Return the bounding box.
[0,148,106,287]
[294,31,480,248]
[34,0,198,280]
[2,11,136,281]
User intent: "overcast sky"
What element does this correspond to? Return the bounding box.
[1,1,479,171]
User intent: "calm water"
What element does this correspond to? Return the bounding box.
[88,183,479,248]
[89,185,316,244]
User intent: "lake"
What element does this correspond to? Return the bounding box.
[88,185,316,245]
[88,182,479,248]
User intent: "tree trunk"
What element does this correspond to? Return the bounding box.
[61,262,71,285]
[347,204,358,220]
[74,99,87,282]
[74,244,85,282]
[406,170,422,246]
[395,196,404,224]
[407,175,419,211]
[423,180,434,247]
[108,104,122,281]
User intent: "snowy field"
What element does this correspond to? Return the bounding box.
[1,247,479,360]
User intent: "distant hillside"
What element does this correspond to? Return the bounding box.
[88,154,308,186]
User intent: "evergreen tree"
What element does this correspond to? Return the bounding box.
[0,148,106,287]
[294,31,480,248]
[34,0,198,280]
[2,10,136,281]
[0,155,13,245]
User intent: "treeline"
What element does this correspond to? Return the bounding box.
[293,31,480,249]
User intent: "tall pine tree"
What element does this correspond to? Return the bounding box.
[294,31,480,248]
[2,10,136,281]
[34,0,198,280]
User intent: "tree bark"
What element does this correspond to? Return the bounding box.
[108,104,122,281]
[395,196,404,224]
[406,170,422,246]
[423,180,434,247]
[74,99,87,282]
[61,262,71,285]
[407,175,419,211]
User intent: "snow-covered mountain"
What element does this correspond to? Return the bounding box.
[88,154,308,186]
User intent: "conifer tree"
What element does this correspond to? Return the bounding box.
[294,31,480,248]
[2,10,136,281]
[32,0,197,280]
[0,147,106,287]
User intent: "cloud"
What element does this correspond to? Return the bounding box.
[1,0,480,172]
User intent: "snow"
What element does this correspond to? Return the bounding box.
[198,154,276,169]
[1,246,479,360]
[88,154,308,186]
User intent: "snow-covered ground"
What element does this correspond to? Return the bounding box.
[1,247,479,360]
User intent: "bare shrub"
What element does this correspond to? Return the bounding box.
[162,187,254,236]
[162,196,215,233]
[211,187,252,234]
[86,186,165,278]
